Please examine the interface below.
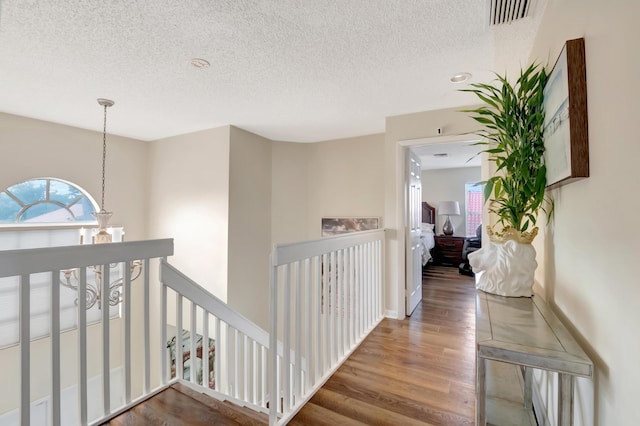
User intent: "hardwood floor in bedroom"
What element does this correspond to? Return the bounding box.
[290,265,477,425]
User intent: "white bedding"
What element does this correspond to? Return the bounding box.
[419,223,436,266]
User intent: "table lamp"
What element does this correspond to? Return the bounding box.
[439,201,461,235]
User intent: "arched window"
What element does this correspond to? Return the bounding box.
[0,179,120,350]
[0,178,98,224]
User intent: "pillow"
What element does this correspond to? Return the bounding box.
[421,223,435,233]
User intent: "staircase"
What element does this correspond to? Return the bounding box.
[103,383,268,425]
[0,229,385,425]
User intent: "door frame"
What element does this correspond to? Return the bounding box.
[397,134,483,318]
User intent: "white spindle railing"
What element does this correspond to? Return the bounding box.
[0,230,385,426]
[158,260,272,413]
[0,239,173,426]
[268,229,385,425]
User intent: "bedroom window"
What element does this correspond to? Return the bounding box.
[465,183,482,236]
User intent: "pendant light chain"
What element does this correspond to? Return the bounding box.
[97,98,114,213]
[101,102,107,212]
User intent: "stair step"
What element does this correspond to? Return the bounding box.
[103,383,268,426]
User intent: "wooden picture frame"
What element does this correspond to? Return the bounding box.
[321,217,379,237]
[543,37,589,189]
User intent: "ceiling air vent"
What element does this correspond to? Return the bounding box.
[489,0,533,25]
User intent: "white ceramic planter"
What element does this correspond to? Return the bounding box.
[468,239,537,297]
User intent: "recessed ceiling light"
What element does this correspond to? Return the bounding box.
[450,72,472,83]
[190,58,210,69]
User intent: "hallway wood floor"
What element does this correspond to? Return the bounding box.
[104,265,476,425]
[290,265,477,425]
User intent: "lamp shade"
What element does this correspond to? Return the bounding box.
[438,201,461,216]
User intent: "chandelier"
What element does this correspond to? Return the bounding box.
[60,98,142,309]
[61,262,143,309]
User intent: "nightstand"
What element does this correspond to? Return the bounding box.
[434,235,467,265]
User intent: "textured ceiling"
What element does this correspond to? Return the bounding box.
[0,0,546,142]
[413,140,482,170]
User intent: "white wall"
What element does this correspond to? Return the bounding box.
[227,126,272,329]
[306,134,386,239]
[147,126,231,301]
[271,141,309,244]
[421,167,481,236]
[270,133,386,244]
[528,1,640,425]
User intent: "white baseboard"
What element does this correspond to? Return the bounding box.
[384,309,398,319]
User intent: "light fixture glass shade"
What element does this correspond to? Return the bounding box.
[438,201,461,216]
[93,210,113,244]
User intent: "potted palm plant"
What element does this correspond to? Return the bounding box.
[462,63,552,297]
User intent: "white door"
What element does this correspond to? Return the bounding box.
[405,150,422,316]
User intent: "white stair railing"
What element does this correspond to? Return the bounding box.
[268,229,385,425]
[0,239,173,426]
[0,230,385,426]
[159,260,271,413]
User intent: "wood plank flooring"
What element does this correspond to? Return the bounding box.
[290,265,477,425]
[103,382,268,426]
[104,265,476,425]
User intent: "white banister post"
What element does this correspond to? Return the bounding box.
[214,317,221,391]
[161,281,168,385]
[101,264,111,416]
[314,255,321,383]
[51,270,61,426]
[124,261,132,404]
[233,328,239,398]
[378,240,383,318]
[304,257,312,393]
[349,247,355,347]
[203,310,210,389]
[143,258,151,394]
[177,294,184,380]
[322,253,329,373]
[252,340,258,404]
[78,267,88,425]
[294,260,302,402]
[342,248,348,353]
[368,243,371,324]
[329,251,336,365]
[19,274,30,426]
[282,263,291,412]
[269,252,279,425]
[242,334,248,400]
[190,301,197,384]
[261,345,267,408]
[337,250,342,355]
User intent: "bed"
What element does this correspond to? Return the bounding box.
[420,202,436,266]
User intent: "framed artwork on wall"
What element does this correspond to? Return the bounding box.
[321,217,379,237]
[543,37,589,189]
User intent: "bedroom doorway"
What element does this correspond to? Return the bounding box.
[402,136,483,317]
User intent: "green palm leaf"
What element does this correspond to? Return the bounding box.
[461,63,553,233]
